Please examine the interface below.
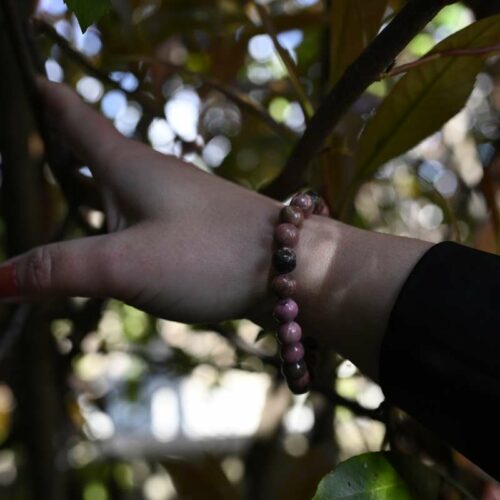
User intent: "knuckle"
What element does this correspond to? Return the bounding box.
[96,239,125,295]
[26,246,54,293]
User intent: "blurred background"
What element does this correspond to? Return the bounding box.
[0,0,500,498]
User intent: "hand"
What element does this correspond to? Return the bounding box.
[1,79,324,327]
[0,79,434,380]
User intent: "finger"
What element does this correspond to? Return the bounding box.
[0,235,127,299]
[36,77,130,180]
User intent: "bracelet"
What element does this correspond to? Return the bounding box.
[271,191,329,394]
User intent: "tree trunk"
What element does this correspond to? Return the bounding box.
[0,2,68,498]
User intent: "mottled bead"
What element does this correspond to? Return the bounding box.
[271,274,297,298]
[277,321,302,343]
[288,370,311,394]
[273,298,299,323]
[281,342,305,363]
[306,190,321,211]
[273,247,296,274]
[291,193,313,216]
[282,360,307,380]
[279,206,304,228]
[274,223,299,248]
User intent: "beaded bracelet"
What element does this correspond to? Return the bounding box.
[271,191,329,394]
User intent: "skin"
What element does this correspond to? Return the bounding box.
[0,79,434,382]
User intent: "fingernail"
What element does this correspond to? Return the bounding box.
[0,263,19,298]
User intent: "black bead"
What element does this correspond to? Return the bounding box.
[273,247,296,274]
[282,360,307,380]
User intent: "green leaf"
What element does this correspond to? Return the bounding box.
[64,0,111,32]
[313,452,442,500]
[313,453,412,500]
[355,14,500,184]
[254,329,271,343]
[330,0,388,86]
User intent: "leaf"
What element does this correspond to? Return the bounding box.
[313,452,442,500]
[313,453,412,500]
[255,3,314,119]
[64,0,111,32]
[330,0,388,86]
[254,329,271,343]
[355,14,500,184]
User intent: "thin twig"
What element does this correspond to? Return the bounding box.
[36,19,296,141]
[121,54,297,141]
[33,18,164,118]
[314,384,384,421]
[203,323,280,368]
[204,323,383,420]
[261,0,453,199]
[253,2,314,120]
[382,42,500,79]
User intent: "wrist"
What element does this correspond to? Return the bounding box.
[298,218,433,380]
[247,196,432,383]
[247,203,338,349]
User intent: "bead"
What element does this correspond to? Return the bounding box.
[279,206,304,228]
[306,190,321,211]
[281,342,305,363]
[273,298,299,323]
[277,321,302,343]
[274,223,299,248]
[271,274,297,298]
[282,360,307,380]
[273,247,296,274]
[291,193,313,216]
[288,370,311,394]
[271,192,327,395]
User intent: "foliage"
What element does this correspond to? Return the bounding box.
[355,13,500,189]
[313,452,443,500]
[64,0,111,31]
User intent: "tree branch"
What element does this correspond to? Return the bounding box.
[36,20,296,141]
[261,0,455,199]
[203,323,280,368]
[33,19,163,118]
[382,42,500,79]
[254,2,314,120]
[203,323,384,420]
[116,54,298,141]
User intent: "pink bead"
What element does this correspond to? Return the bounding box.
[273,298,299,323]
[281,342,305,363]
[271,274,297,298]
[274,223,299,248]
[277,322,302,343]
[279,206,304,227]
[288,370,311,394]
[291,194,313,216]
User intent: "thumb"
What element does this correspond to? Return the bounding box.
[0,235,123,299]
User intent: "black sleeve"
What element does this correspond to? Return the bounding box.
[380,241,500,480]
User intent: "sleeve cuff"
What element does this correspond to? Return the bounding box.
[380,241,500,480]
